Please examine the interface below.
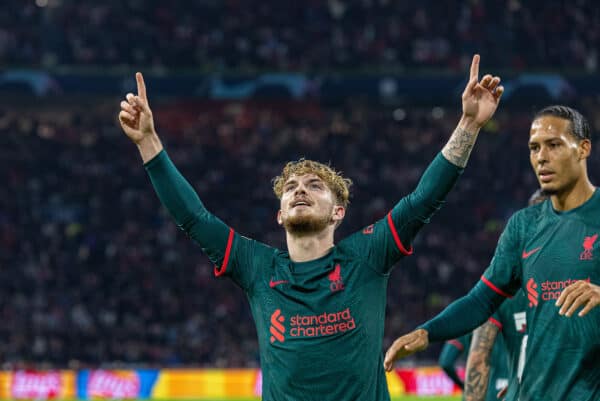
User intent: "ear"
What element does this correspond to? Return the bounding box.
[579,139,591,160]
[277,209,283,226]
[331,205,346,225]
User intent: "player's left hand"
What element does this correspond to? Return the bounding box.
[556,280,600,317]
[461,54,504,129]
[383,328,429,372]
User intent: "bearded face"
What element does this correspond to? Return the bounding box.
[281,203,334,234]
[277,173,343,235]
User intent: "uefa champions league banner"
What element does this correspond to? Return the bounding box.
[3,69,598,103]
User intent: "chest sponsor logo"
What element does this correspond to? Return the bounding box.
[526,278,538,307]
[269,308,357,343]
[580,233,597,260]
[270,309,286,343]
[527,277,591,307]
[513,311,526,333]
[328,263,345,292]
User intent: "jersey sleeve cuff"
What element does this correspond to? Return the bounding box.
[488,317,503,330]
[447,339,464,351]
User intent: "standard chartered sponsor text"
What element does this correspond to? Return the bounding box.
[289,308,356,337]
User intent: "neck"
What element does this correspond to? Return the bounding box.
[551,177,595,211]
[285,227,335,262]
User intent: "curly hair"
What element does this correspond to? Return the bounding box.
[272,159,352,208]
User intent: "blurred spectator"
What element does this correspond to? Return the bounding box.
[1,97,598,368]
[1,0,599,71]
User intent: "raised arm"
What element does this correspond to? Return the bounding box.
[118,73,233,271]
[464,321,500,401]
[442,54,504,168]
[385,55,504,263]
[119,72,164,163]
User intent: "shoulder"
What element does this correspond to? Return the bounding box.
[234,234,282,261]
[511,201,546,225]
[505,201,547,238]
[334,235,359,261]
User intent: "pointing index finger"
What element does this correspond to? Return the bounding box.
[136,72,147,101]
[470,54,480,81]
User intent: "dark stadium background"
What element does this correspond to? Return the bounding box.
[1,0,599,399]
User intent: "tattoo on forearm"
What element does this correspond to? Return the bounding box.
[464,322,499,401]
[442,127,478,167]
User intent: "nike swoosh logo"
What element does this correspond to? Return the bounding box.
[269,279,289,288]
[522,247,541,259]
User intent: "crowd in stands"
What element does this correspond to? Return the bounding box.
[2,0,599,71]
[2,97,598,368]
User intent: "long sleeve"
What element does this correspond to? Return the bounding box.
[388,152,464,254]
[144,150,233,268]
[421,281,505,342]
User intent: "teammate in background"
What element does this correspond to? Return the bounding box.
[464,190,548,401]
[385,106,600,401]
[441,329,510,401]
[117,55,503,401]
[439,333,472,389]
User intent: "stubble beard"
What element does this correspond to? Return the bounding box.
[283,213,332,235]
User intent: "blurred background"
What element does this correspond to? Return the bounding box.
[1,0,599,399]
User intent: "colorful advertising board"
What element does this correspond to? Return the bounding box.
[0,366,460,399]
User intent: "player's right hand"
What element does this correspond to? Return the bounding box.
[118,72,156,144]
[383,328,429,372]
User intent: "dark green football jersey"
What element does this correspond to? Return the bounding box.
[145,151,462,401]
[491,290,527,401]
[222,226,403,401]
[482,193,600,401]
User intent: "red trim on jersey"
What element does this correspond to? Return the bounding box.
[481,276,513,298]
[488,317,503,330]
[387,212,413,255]
[214,228,234,277]
[447,339,464,351]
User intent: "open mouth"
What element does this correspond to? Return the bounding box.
[291,200,311,208]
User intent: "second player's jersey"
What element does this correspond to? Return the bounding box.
[482,193,600,401]
[491,290,527,401]
[220,217,408,401]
